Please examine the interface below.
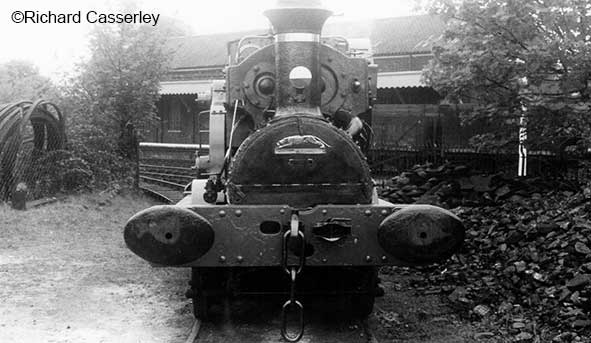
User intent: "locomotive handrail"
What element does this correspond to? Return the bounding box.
[235,34,273,63]
[222,99,242,176]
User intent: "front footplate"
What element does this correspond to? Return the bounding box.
[124,203,465,267]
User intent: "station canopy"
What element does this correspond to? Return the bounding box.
[159,80,213,100]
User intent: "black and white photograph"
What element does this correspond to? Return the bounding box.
[0,0,590,342]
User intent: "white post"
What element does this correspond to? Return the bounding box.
[517,77,528,177]
[518,109,527,177]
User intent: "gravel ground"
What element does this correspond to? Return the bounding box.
[0,193,491,343]
[0,193,194,343]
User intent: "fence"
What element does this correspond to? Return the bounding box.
[370,103,491,150]
[0,100,66,205]
[368,147,589,182]
[368,103,590,181]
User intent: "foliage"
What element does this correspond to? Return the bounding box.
[65,121,136,189]
[1,12,176,199]
[66,22,170,157]
[423,0,591,151]
[27,150,94,198]
[0,61,60,103]
[62,20,171,188]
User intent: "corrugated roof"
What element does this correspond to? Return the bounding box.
[159,80,213,97]
[167,15,444,69]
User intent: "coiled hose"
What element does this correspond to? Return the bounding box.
[0,100,65,201]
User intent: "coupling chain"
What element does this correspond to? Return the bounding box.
[280,213,305,342]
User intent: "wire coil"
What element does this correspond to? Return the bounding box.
[0,100,65,201]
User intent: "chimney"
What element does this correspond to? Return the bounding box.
[264,0,332,116]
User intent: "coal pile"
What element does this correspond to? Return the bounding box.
[445,191,591,340]
[378,163,591,341]
[377,162,578,208]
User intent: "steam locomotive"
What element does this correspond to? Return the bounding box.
[124,1,464,340]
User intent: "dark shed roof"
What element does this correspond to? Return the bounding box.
[370,15,445,56]
[167,15,444,69]
[166,29,267,69]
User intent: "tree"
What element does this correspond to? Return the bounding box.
[60,19,172,189]
[423,0,591,151]
[0,60,60,103]
[68,22,170,161]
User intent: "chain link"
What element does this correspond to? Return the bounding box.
[282,230,306,275]
[280,213,306,342]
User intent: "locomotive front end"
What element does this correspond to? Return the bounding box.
[124,0,464,340]
[124,203,464,267]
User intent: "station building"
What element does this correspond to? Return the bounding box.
[143,14,452,149]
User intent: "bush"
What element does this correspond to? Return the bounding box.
[65,121,136,191]
[27,150,94,198]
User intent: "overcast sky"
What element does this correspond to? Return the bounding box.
[0,0,421,79]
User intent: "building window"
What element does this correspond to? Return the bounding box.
[374,54,433,73]
[375,56,411,73]
[168,98,181,132]
[410,55,432,70]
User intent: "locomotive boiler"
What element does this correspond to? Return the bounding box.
[124,1,464,341]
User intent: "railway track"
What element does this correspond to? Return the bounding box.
[185,319,378,343]
[138,162,196,203]
[137,142,205,203]
[183,301,380,343]
[139,180,185,203]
